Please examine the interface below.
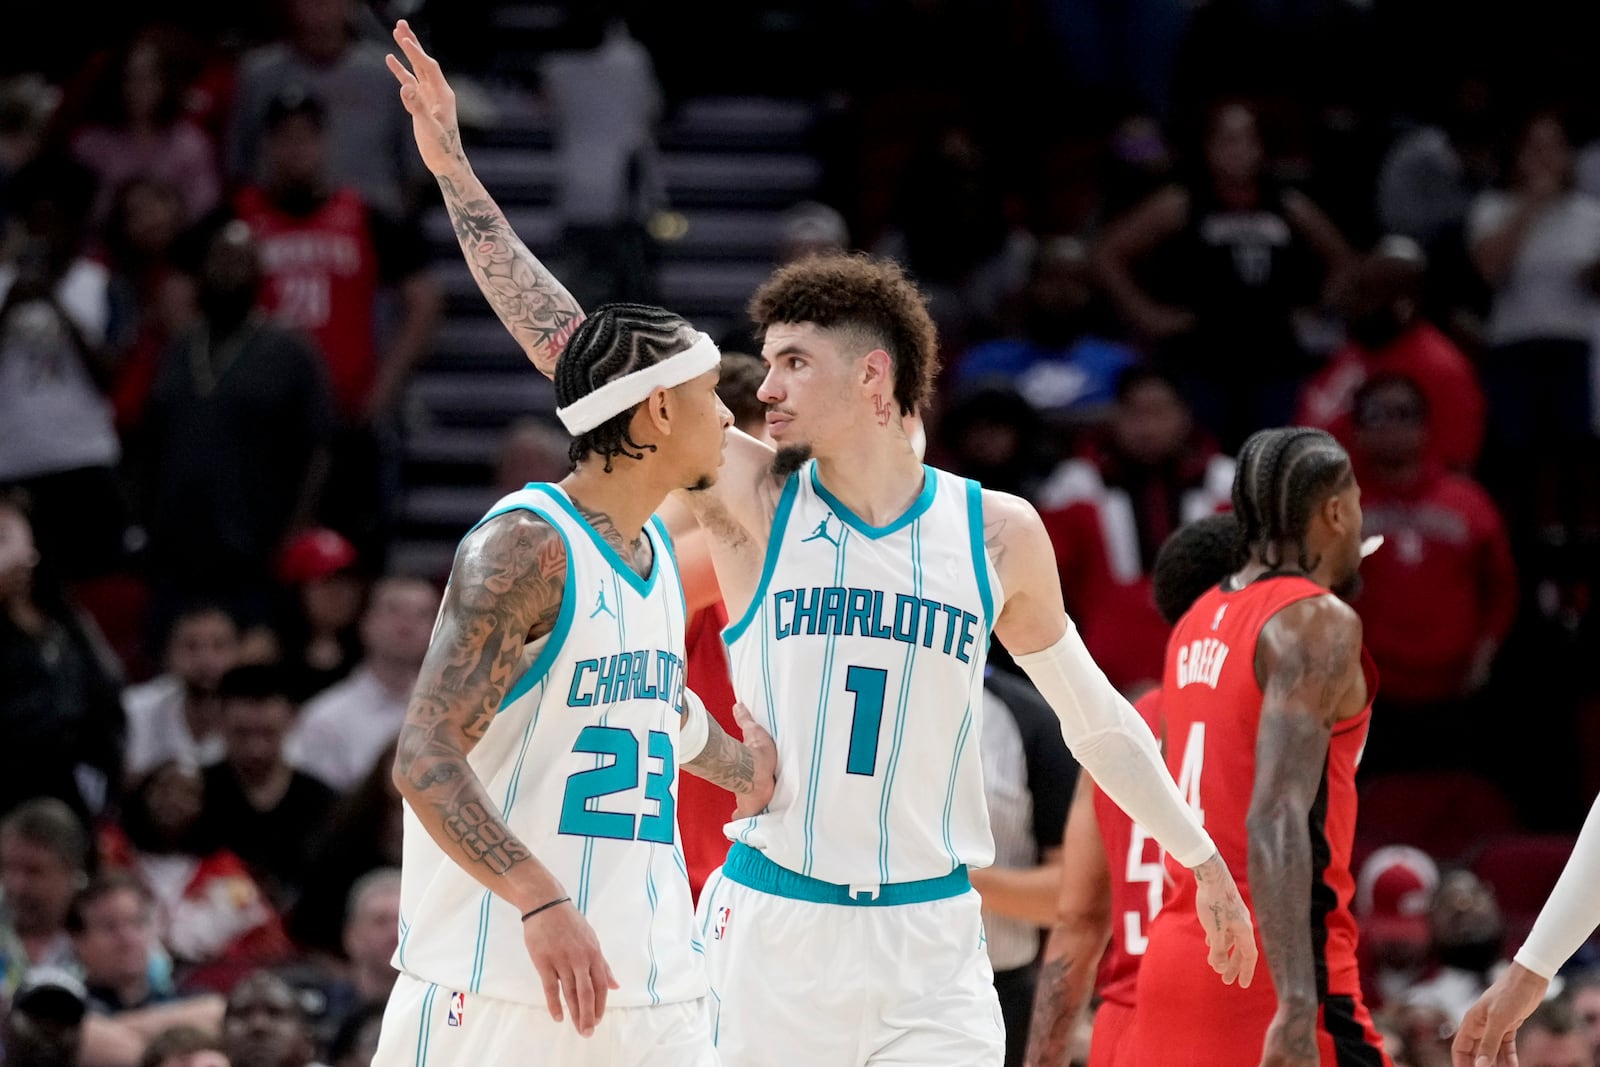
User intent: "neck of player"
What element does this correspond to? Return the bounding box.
[562,468,659,555]
[812,420,925,527]
[1234,542,1337,590]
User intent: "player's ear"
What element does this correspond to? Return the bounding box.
[643,386,673,436]
[861,348,892,391]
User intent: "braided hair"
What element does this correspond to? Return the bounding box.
[1231,427,1353,573]
[554,303,696,471]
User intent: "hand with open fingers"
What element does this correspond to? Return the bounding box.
[1258,1010,1321,1067]
[522,898,620,1038]
[730,702,777,820]
[1451,962,1547,1067]
[384,18,466,178]
[1192,853,1259,988]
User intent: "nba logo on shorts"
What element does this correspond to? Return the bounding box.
[714,905,732,941]
[447,991,465,1028]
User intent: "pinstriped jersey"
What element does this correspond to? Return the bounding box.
[393,482,706,1009]
[723,461,1001,886]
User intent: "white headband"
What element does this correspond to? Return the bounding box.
[556,332,721,435]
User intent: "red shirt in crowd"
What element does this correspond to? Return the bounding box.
[1352,462,1518,705]
[1298,321,1486,473]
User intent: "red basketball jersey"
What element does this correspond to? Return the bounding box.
[1131,574,1389,1067]
[235,186,381,418]
[1092,687,1165,1011]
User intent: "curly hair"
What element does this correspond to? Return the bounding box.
[554,303,697,471]
[1150,514,1244,625]
[747,252,939,416]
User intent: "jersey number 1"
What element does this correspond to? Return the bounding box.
[844,665,888,776]
[559,726,676,843]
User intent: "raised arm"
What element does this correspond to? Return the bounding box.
[387,20,584,379]
[986,490,1256,989]
[1246,595,1364,1067]
[1024,776,1111,1067]
[392,510,616,1036]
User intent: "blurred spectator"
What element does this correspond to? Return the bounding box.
[228,0,425,218]
[284,575,436,792]
[0,488,125,821]
[491,417,571,497]
[68,33,221,229]
[1468,108,1600,544]
[971,668,1077,1067]
[325,999,382,1067]
[221,971,316,1067]
[278,868,397,1049]
[0,799,92,980]
[1035,366,1233,693]
[231,84,440,559]
[873,120,1033,356]
[951,236,1138,428]
[138,1025,230,1067]
[123,601,240,781]
[777,200,850,264]
[1297,236,1487,473]
[1377,75,1501,249]
[134,220,333,638]
[1355,845,1442,1012]
[1404,869,1506,1024]
[101,177,201,433]
[540,4,667,308]
[1569,970,1600,1059]
[0,76,56,229]
[0,153,129,580]
[101,761,291,989]
[933,382,1052,500]
[285,742,401,957]
[201,665,337,907]
[1348,375,1518,778]
[1520,995,1595,1067]
[273,528,365,704]
[1094,99,1355,451]
[4,965,88,1067]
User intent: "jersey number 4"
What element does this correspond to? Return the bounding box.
[1123,721,1205,955]
[559,726,676,843]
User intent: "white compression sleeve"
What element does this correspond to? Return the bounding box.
[677,688,711,764]
[1013,619,1216,869]
[1513,790,1600,978]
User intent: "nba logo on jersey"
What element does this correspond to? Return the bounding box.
[447,991,465,1028]
[714,905,732,941]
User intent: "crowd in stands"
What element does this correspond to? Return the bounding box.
[3,0,1600,1064]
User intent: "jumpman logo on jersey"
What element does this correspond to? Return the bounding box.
[801,513,840,547]
[590,586,615,620]
[1211,603,1228,631]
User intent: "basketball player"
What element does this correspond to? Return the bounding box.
[1452,792,1600,1066]
[379,46,784,1065]
[1023,513,1244,1067]
[1129,427,1391,1067]
[386,23,1256,1067]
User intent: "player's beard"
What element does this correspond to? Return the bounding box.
[686,474,714,492]
[1332,570,1363,602]
[771,444,812,478]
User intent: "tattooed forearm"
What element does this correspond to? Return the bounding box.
[684,716,758,795]
[1023,952,1076,1067]
[436,173,585,378]
[393,512,569,882]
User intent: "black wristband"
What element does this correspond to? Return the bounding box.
[521,896,571,922]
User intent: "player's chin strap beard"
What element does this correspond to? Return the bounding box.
[770,444,812,479]
[556,333,722,435]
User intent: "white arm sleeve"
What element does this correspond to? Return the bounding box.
[677,687,711,764]
[1513,790,1600,978]
[1013,619,1217,869]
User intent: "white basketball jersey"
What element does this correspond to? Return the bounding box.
[394,483,705,1009]
[723,462,1001,886]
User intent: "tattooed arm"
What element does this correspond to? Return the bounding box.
[1246,596,1365,1067]
[392,509,619,1035]
[1025,777,1111,1067]
[683,702,777,820]
[387,20,583,379]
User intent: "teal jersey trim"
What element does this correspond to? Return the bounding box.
[528,483,661,598]
[810,461,938,540]
[414,983,437,1067]
[488,504,576,713]
[722,471,802,647]
[800,524,851,876]
[965,479,995,629]
[877,517,924,882]
[650,514,688,620]
[723,842,969,907]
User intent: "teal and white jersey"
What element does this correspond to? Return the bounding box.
[723,461,1001,886]
[393,482,705,1009]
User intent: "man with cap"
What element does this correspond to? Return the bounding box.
[1354,845,1441,1011]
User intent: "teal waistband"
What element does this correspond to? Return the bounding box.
[722,842,970,907]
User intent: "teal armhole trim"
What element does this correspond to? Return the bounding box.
[966,479,995,628]
[486,503,576,712]
[722,472,801,648]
